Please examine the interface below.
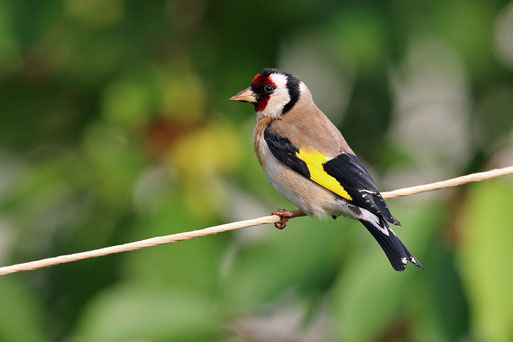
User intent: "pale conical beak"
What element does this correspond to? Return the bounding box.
[229,87,257,103]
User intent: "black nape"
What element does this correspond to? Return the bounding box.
[283,74,300,114]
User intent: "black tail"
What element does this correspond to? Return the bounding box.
[359,218,423,271]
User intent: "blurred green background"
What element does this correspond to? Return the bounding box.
[1,1,513,341]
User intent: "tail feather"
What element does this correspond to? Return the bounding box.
[359,217,423,271]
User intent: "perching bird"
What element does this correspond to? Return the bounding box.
[230,68,423,271]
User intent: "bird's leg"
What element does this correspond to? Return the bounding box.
[271,209,305,229]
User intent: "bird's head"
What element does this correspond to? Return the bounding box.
[230,68,302,118]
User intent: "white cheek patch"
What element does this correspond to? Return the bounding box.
[257,73,290,118]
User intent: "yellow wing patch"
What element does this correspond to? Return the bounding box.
[296,148,352,201]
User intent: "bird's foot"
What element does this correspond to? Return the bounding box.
[271,209,305,229]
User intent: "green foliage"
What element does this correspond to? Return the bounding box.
[0,278,48,342]
[0,1,512,341]
[70,286,222,342]
[460,182,513,342]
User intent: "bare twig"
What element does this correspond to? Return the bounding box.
[1,166,512,276]
[381,166,513,199]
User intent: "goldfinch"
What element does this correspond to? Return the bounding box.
[230,68,423,271]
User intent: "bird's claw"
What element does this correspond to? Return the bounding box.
[271,209,305,230]
[272,209,291,229]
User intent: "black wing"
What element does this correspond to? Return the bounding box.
[323,153,400,226]
[264,126,400,226]
[263,126,310,178]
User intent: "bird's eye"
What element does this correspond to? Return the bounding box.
[264,85,275,93]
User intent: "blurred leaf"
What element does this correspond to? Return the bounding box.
[407,284,448,342]
[102,66,207,129]
[102,72,159,129]
[0,2,19,71]
[475,85,513,148]
[424,249,469,341]
[82,123,144,206]
[171,122,242,216]
[0,278,48,342]
[434,0,495,78]
[157,68,206,123]
[328,7,388,75]
[63,0,124,27]
[459,181,513,342]
[70,285,222,342]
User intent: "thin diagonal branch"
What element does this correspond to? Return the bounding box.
[1,165,512,276]
[381,166,513,199]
